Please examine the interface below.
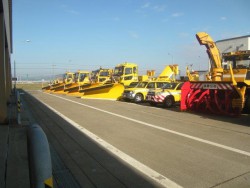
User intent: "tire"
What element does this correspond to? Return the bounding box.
[164,96,174,108]
[134,93,143,103]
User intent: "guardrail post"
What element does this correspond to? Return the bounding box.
[27,123,53,188]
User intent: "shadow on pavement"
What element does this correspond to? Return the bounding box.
[21,89,163,188]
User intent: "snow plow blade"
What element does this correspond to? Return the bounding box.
[42,82,62,92]
[80,83,125,100]
[64,83,93,97]
[50,83,68,94]
[42,85,51,91]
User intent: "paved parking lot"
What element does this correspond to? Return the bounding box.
[21,90,250,188]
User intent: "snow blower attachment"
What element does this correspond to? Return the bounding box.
[181,32,250,116]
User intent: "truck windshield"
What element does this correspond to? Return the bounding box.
[114,66,124,76]
[100,71,110,76]
[67,74,73,79]
[75,73,79,82]
[79,73,87,82]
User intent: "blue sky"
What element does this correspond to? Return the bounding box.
[12,0,250,80]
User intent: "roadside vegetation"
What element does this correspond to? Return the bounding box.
[16,82,49,90]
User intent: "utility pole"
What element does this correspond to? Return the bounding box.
[14,60,16,91]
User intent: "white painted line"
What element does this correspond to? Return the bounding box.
[38,94,182,188]
[43,92,250,157]
[81,97,116,101]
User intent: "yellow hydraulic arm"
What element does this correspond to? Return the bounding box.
[196,32,223,81]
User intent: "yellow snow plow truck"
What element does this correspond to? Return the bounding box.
[181,32,250,116]
[42,72,75,94]
[112,62,139,86]
[64,70,91,96]
[80,62,139,100]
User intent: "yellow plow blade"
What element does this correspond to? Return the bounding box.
[42,85,51,91]
[81,83,124,100]
[42,82,62,92]
[50,84,66,94]
[65,83,93,97]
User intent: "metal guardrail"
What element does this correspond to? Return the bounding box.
[27,123,53,188]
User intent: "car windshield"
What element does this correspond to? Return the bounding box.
[136,82,148,88]
[162,83,178,89]
[127,82,138,88]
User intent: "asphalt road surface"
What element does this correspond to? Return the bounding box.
[21,90,250,188]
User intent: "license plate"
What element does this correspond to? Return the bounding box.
[202,83,218,89]
[146,95,152,100]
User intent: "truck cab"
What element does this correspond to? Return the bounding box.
[113,62,138,86]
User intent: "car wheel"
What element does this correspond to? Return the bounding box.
[164,96,174,108]
[134,93,143,103]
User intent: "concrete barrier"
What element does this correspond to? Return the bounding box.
[27,123,53,188]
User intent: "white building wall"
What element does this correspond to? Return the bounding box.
[216,36,250,53]
[248,37,250,50]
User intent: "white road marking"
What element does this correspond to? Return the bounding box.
[44,92,250,157]
[38,94,182,188]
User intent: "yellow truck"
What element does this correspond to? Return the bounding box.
[146,82,183,107]
[112,62,138,86]
[47,72,76,93]
[91,68,113,83]
[64,70,91,96]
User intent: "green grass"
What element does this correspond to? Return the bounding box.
[16,82,49,91]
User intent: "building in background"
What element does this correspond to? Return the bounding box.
[216,35,250,53]
[0,0,13,124]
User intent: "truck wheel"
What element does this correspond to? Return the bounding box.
[164,96,174,108]
[134,93,143,103]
